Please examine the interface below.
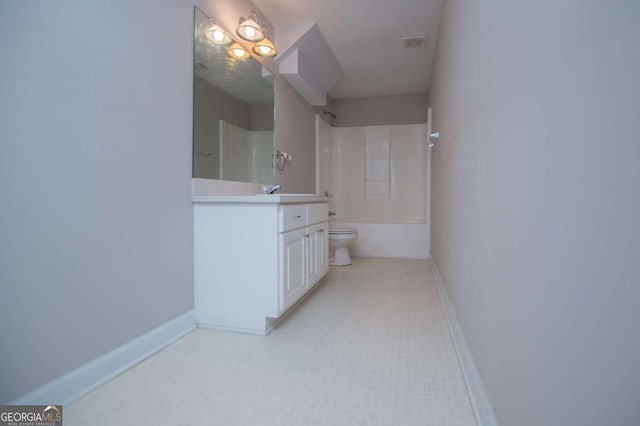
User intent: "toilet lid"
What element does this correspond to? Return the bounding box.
[329,228,356,234]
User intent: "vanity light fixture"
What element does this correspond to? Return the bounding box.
[205,19,231,45]
[236,12,265,42]
[227,42,250,59]
[234,11,277,58]
[252,37,277,57]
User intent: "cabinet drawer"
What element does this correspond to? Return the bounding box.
[308,203,328,225]
[280,204,308,232]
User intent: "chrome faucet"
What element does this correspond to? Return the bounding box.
[264,184,281,194]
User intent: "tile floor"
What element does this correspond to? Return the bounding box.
[65,258,476,425]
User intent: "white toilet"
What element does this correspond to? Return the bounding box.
[328,227,358,266]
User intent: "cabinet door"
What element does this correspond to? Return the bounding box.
[316,222,329,279]
[307,225,319,286]
[308,222,329,287]
[280,228,307,312]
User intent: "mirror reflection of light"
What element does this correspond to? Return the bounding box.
[213,30,225,42]
[227,42,249,59]
[205,23,231,45]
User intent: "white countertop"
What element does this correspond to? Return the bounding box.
[193,194,331,204]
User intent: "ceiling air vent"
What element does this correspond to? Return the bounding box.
[402,36,426,48]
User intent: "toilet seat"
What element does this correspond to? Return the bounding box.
[328,227,357,234]
[328,228,357,240]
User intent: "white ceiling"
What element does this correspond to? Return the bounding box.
[252,0,443,99]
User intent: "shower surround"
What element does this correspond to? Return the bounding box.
[317,116,430,259]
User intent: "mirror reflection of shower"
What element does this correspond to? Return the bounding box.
[218,120,274,183]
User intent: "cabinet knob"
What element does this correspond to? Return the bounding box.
[295,215,303,219]
[306,234,310,238]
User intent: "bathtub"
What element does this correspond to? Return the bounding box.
[332,222,429,260]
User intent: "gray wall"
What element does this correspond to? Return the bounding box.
[429,1,640,425]
[0,0,194,403]
[274,75,317,194]
[332,94,428,127]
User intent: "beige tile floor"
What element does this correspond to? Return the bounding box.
[65,258,476,425]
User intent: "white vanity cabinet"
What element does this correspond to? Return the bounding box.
[193,195,329,335]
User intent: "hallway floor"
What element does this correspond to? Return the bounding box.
[65,258,476,425]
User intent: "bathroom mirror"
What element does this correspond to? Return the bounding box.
[192,7,275,184]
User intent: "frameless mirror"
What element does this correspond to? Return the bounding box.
[193,7,275,184]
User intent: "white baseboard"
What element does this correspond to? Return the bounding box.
[428,258,498,426]
[196,322,268,336]
[12,310,196,406]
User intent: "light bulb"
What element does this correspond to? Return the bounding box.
[259,45,271,55]
[245,26,256,38]
[233,48,244,58]
[253,38,277,57]
[213,30,225,42]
